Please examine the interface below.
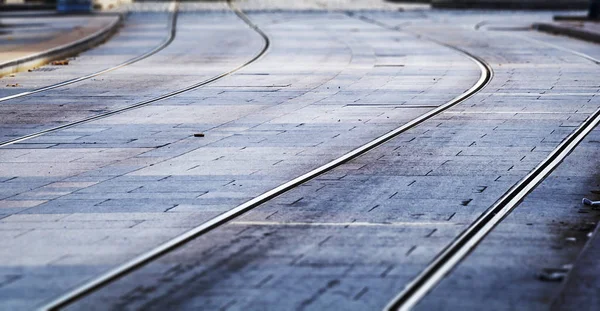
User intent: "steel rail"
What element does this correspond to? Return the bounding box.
[39,9,492,311]
[38,1,270,308]
[385,22,600,311]
[1,1,269,149]
[0,1,180,104]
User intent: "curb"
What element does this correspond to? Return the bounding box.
[0,13,124,77]
[0,4,56,11]
[432,0,588,10]
[551,216,600,309]
[534,22,600,44]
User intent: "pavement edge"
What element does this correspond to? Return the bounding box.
[534,22,600,44]
[0,13,125,77]
[432,0,588,10]
[551,213,600,309]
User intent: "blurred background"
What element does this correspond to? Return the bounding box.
[0,0,594,12]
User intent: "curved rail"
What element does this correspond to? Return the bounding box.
[38,1,270,308]
[0,1,180,104]
[1,1,270,149]
[386,21,600,311]
[39,9,492,311]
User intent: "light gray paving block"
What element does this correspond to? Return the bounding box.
[72,8,599,311]
[4,5,600,311]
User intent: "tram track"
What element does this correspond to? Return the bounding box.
[53,13,600,311]
[34,2,270,308]
[39,8,493,311]
[325,14,600,310]
[0,0,270,149]
[0,1,180,104]
[21,9,598,311]
[374,19,600,311]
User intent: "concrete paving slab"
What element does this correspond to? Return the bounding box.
[66,7,600,310]
[2,2,599,310]
[0,6,487,308]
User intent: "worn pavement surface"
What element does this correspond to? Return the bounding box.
[0,1,598,310]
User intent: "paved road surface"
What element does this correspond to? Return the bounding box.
[0,1,598,310]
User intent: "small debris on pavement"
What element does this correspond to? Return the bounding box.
[538,267,570,282]
[565,237,577,242]
[193,133,205,137]
[51,59,70,66]
[6,83,19,87]
[582,198,600,207]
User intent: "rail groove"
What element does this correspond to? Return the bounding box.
[383,18,600,311]
[38,1,270,308]
[2,0,269,149]
[0,1,180,104]
[40,8,492,311]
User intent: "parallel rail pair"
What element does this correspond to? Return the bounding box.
[1,3,597,310]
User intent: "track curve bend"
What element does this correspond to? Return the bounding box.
[0,1,180,104]
[1,0,269,149]
[39,2,270,308]
[38,8,492,311]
